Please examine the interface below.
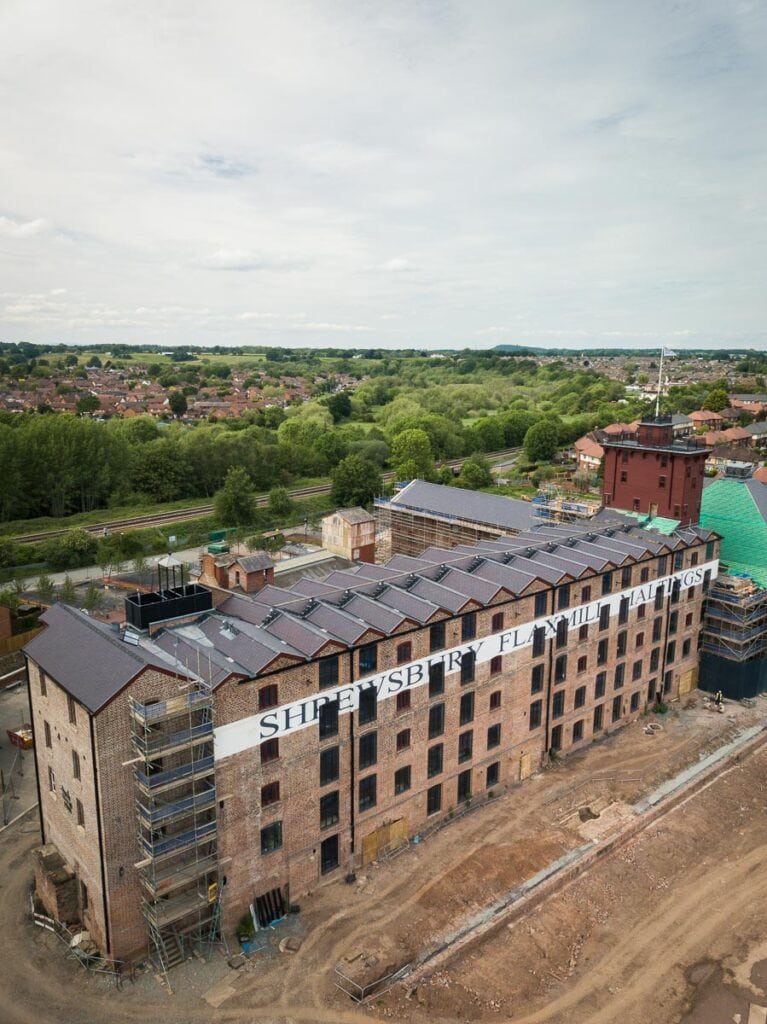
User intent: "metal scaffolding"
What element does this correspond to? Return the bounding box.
[128,681,223,982]
[374,496,514,561]
[700,574,767,662]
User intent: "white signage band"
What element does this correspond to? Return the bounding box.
[213,559,718,760]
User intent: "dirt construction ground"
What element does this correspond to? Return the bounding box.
[2,696,767,1024]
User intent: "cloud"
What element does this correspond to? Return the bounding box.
[0,2,765,349]
[0,216,50,239]
[200,250,310,272]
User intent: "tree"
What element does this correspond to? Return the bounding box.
[331,455,382,507]
[88,355,102,368]
[76,393,101,415]
[59,575,77,604]
[213,467,256,526]
[82,581,102,612]
[390,428,435,481]
[43,529,98,571]
[268,486,293,518]
[524,421,560,463]
[168,390,188,418]
[456,454,494,490]
[325,392,352,422]
[36,574,55,604]
[705,387,728,412]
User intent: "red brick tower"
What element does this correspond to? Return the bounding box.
[601,416,711,526]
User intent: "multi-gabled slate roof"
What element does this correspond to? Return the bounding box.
[26,520,719,709]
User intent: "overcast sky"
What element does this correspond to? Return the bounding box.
[1,1,765,351]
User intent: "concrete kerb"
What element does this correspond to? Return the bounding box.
[0,801,38,837]
[400,722,767,995]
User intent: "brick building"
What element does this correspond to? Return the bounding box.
[24,518,719,970]
[602,416,711,527]
[321,507,376,563]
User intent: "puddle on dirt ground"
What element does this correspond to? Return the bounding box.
[685,960,718,986]
[752,959,767,993]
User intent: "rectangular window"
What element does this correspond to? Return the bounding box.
[671,581,681,605]
[359,643,377,673]
[612,695,622,722]
[260,821,282,854]
[457,769,472,802]
[461,612,477,641]
[673,550,684,571]
[261,738,279,765]
[640,566,650,583]
[577,655,587,674]
[666,640,676,663]
[630,691,640,712]
[319,699,339,739]
[574,685,586,709]
[556,619,568,649]
[573,719,584,742]
[320,790,339,829]
[602,572,613,595]
[48,766,55,792]
[489,690,502,711]
[67,696,77,726]
[682,638,691,657]
[359,687,377,724]
[534,591,548,617]
[593,703,604,732]
[427,744,443,778]
[320,746,340,785]
[358,775,377,812]
[655,588,665,611]
[618,597,629,625]
[614,663,625,689]
[648,680,657,703]
[261,781,280,807]
[489,654,502,676]
[486,762,500,788]
[531,663,544,693]
[621,566,632,588]
[552,691,565,718]
[359,731,377,769]
[459,691,475,725]
[664,670,673,693]
[40,674,47,697]
[597,639,608,665]
[658,555,668,577]
[579,623,589,641]
[595,671,606,698]
[72,750,81,781]
[396,728,411,751]
[487,723,501,749]
[551,724,562,751]
[429,621,446,652]
[636,631,644,648]
[652,616,663,642]
[394,765,412,794]
[617,631,627,657]
[581,585,592,603]
[685,611,693,627]
[44,721,52,748]
[396,690,411,713]
[321,834,339,874]
[599,606,610,630]
[650,647,660,671]
[458,730,473,763]
[396,641,412,665]
[637,603,646,619]
[532,627,546,657]
[492,612,504,632]
[319,655,339,689]
[428,703,445,739]
[554,655,567,683]
[632,659,643,681]
[460,651,476,685]
[557,585,570,610]
[428,661,445,696]
[691,551,699,566]
[76,799,84,828]
[659,474,666,489]
[427,783,442,815]
[258,684,278,711]
[529,700,543,729]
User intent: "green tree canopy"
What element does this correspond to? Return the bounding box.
[213,466,256,527]
[331,455,382,507]
[390,428,435,481]
[524,420,560,463]
[168,390,188,417]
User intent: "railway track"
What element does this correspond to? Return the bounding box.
[9,448,522,544]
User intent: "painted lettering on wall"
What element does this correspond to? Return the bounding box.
[213,559,718,760]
